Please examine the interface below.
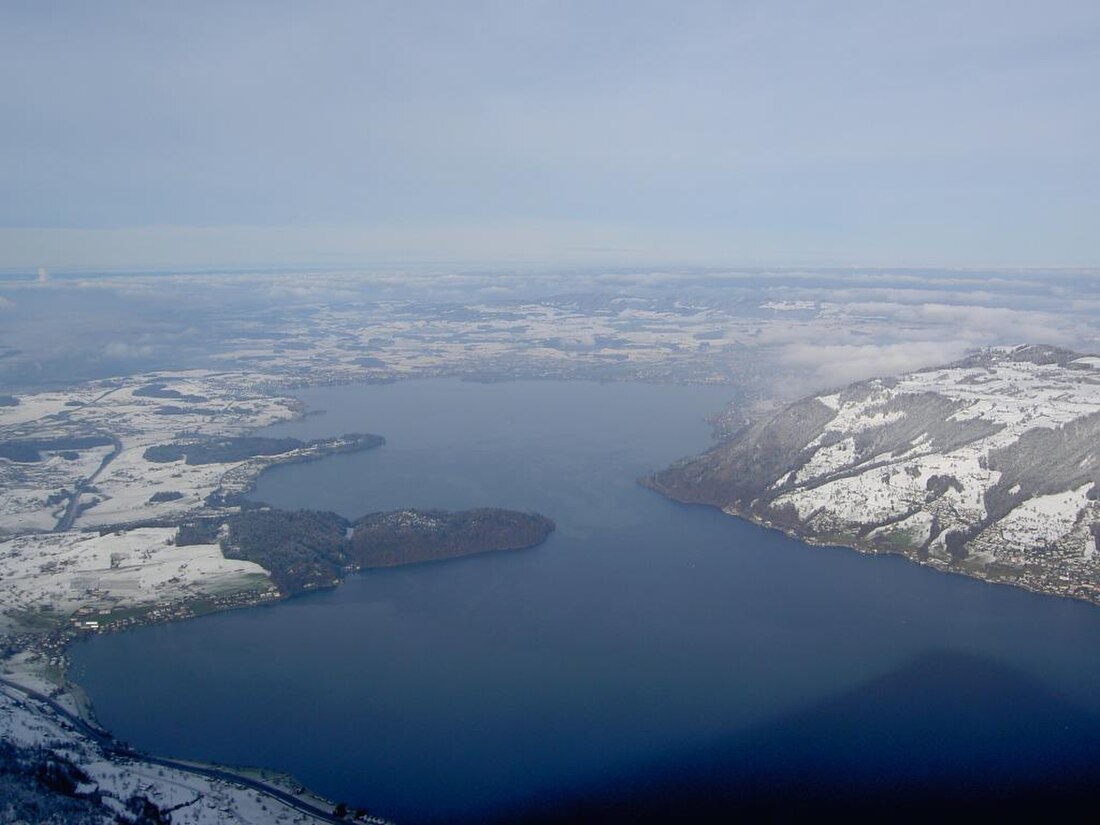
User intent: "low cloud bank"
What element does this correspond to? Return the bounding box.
[781,341,974,388]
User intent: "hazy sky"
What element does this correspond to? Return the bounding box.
[2,1,1098,269]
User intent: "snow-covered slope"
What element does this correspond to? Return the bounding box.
[648,345,1100,604]
[0,679,349,824]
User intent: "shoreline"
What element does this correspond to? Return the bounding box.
[0,374,719,823]
[5,376,559,690]
[642,475,1100,610]
[0,388,382,821]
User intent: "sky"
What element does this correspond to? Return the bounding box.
[1,0,1098,270]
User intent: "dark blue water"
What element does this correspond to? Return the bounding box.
[70,380,1100,822]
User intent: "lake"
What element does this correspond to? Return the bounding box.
[70,379,1100,822]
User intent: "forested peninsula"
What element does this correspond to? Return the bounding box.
[178,506,555,595]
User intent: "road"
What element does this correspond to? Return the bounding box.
[0,675,379,823]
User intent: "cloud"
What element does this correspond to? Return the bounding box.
[103,340,153,358]
[780,341,974,389]
[812,297,1094,349]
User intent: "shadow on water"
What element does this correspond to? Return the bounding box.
[500,649,1100,824]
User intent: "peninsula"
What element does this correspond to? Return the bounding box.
[184,505,555,596]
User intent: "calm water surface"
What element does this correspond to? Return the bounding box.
[71,380,1100,821]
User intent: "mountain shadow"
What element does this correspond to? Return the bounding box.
[498,650,1100,824]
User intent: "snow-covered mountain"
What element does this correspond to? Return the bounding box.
[648,345,1100,604]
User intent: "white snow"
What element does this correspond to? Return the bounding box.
[998,484,1093,547]
[793,437,856,484]
[0,684,338,824]
[0,370,301,536]
[0,527,271,622]
[761,351,1100,568]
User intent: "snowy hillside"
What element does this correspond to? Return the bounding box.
[648,345,1100,604]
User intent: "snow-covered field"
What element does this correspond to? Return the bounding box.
[0,370,308,640]
[0,370,299,538]
[0,527,272,634]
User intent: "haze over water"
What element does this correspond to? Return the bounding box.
[71,380,1100,822]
